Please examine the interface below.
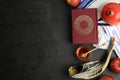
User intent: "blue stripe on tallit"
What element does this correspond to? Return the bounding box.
[77,0,96,8]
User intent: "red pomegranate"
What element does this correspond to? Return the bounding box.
[101,2,120,25]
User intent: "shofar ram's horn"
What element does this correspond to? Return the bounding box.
[68,37,115,80]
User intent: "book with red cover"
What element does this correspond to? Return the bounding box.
[72,8,98,44]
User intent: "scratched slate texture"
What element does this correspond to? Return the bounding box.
[0,0,119,80]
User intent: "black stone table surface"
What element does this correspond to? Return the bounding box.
[0,0,119,80]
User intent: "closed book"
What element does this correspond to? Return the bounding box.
[72,8,98,44]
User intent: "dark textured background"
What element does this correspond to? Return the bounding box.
[0,0,119,80]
